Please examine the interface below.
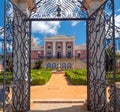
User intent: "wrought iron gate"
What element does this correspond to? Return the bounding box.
[4,0,31,111]
[3,0,116,112]
[87,0,117,111]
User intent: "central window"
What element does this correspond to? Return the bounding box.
[57,52,61,58]
[67,52,72,58]
[78,53,81,58]
[57,46,61,49]
[68,45,71,49]
[38,52,41,59]
[47,46,51,49]
[47,52,52,58]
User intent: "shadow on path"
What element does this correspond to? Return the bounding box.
[31,103,87,112]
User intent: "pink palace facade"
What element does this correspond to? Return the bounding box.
[31,35,86,69]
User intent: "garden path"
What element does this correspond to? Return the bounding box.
[30,72,87,112]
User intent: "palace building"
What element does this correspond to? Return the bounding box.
[31,35,87,69]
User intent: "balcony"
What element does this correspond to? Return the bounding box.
[38,56,75,59]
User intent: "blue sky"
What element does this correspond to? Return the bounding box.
[0,0,120,48]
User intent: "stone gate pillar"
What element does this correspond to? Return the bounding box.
[12,0,34,111]
[87,0,107,111]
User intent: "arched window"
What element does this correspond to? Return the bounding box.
[47,46,51,49]
[77,51,81,58]
[38,52,41,59]
[52,63,56,69]
[47,63,51,68]
[62,63,66,69]
[67,63,72,69]
[78,53,81,58]
[68,45,72,49]
[57,46,61,49]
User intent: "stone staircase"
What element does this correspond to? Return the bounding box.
[42,58,86,69]
[74,58,86,69]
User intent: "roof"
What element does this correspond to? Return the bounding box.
[75,44,86,50]
[31,46,44,50]
[44,35,75,41]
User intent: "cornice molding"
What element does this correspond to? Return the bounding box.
[12,0,35,10]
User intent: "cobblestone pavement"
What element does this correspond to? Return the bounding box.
[30,72,87,112]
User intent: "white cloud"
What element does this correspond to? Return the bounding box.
[115,14,120,37]
[117,9,120,12]
[32,21,61,35]
[71,21,79,26]
[32,36,42,46]
[115,15,120,27]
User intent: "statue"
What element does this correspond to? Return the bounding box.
[58,63,61,71]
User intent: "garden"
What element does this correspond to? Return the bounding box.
[31,68,52,85]
[65,69,120,85]
[0,67,120,86]
[0,68,52,85]
[65,68,87,85]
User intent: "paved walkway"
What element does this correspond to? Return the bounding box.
[30,72,87,112]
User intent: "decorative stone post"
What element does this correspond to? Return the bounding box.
[87,0,106,111]
[12,0,35,111]
[88,0,104,15]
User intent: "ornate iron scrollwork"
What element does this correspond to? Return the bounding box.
[0,27,4,36]
[4,0,31,111]
[3,0,116,112]
[3,0,13,111]
[30,0,88,19]
[87,0,116,111]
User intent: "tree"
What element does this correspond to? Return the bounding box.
[34,60,42,69]
[105,44,113,71]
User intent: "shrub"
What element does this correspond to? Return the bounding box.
[0,69,52,85]
[0,72,12,84]
[65,69,87,85]
[31,69,52,85]
[106,72,120,84]
[33,60,42,69]
[73,69,87,76]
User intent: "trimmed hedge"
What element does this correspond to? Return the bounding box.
[106,72,120,84]
[65,69,87,85]
[0,69,52,85]
[0,72,12,84]
[31,69,52,85]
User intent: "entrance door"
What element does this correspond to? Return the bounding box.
[67,52,72,58]
[57,52,61,58]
